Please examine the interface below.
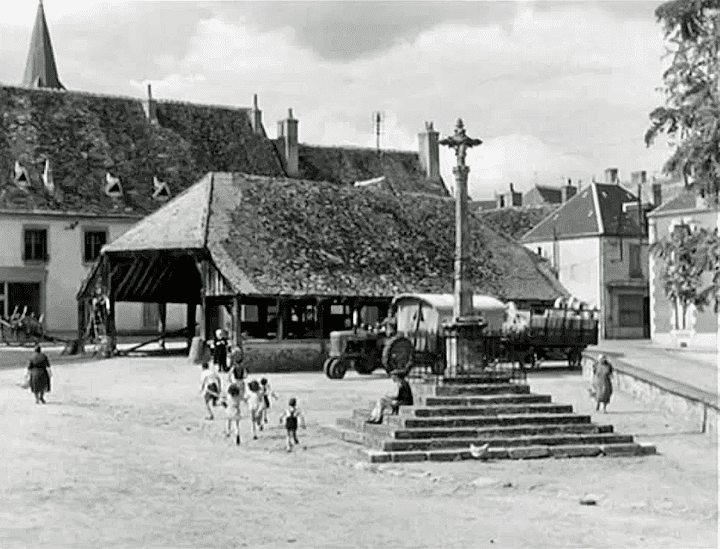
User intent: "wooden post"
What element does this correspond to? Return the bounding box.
[276,298,284,341]
[186,301,196,350]
[106,258,116,353]
[197,259,207,341]
[77,299,86,341]
[232,295,242,348]
[158,302,167,350]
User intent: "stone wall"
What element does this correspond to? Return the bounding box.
[243,339,328,373]
[582,352,718,437]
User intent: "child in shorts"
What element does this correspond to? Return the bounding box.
[259,377,278,426]
[199,362,221,420]
[224,382,243,445]
[279,398,306,452]
[246,380,263,440]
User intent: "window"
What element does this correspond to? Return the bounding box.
[23,228,48,261]
[629,244,643,278]
[618,295,644,327]
[84,230,107,263]
[241,304,259,322]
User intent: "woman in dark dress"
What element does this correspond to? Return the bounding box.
[212,329,229,373]
[28,345,51,404]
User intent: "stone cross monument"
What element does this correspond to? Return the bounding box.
[440,119,483,375]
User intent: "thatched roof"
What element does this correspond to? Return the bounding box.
[99,172,568,302]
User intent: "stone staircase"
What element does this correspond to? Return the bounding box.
[332,373,657,463]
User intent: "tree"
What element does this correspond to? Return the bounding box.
[650,225,719,331]
[645,0,720,202]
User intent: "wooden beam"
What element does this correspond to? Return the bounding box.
[77,299,86,341]
[114,257,147,301]
[232,295,242,348]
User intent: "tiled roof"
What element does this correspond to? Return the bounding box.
[0,85,285,216]
[648,188,706,216]
[298,144,449,197]
[102,173,212,252]
[522,183,643,242]
[470,200,497,211]
[533,185,562,204]
[475,205,560,240]
[100,172,568,301]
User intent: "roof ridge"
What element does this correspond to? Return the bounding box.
[299,143,420,156]
[0,84,252,113]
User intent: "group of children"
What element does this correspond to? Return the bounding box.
[199,332,306,451]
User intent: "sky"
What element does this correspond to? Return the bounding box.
[0,0,674,199]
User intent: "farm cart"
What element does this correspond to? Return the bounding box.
[0,307,67,347]
[502,306,599,369]
[323,293,507,379]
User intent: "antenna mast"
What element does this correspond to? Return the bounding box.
[373,111,385,153]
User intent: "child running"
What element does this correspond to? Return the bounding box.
[199,362,221,420]
[259,378,278,426]
[246,380,263,440]
[279,398,306,452]
[224,382,244,445]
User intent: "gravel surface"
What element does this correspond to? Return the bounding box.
[1,356,716,548]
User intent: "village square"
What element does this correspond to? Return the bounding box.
[0,1,718,548]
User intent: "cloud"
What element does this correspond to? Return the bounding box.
[0,0,673,198]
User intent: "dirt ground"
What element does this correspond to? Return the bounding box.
[0,354,717,549]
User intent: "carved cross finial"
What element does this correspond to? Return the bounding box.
[439,118,482,168]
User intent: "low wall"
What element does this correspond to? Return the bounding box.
[582,351,718,436]
[243,339,328,374]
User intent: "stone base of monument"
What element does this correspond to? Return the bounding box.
[330,373,656,463]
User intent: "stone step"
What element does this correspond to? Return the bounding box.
[336,417,612,440]
[378,433,634,452]
[360,442,657,463]
[407,403,575,417]
[435,383,530,396]
[440,373,514,385]
[350,410,591,428]
[424,394,552,406]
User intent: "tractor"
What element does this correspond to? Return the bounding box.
[322,326,414,379]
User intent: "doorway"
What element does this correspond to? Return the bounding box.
[7,282,42,318]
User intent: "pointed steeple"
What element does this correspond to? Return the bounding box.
[22,1,64,89]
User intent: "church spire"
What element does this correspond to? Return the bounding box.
[22,1,64,89]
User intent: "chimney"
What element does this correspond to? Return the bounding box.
[652,181,662,206]
[509,183,522,206]
[604,167,619,184]
[251,93,263,135]
[630,170,647,187]
[418,121,440,179]
[561,178,577,202]
[277,108,299,178]
[143,84,158,124]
